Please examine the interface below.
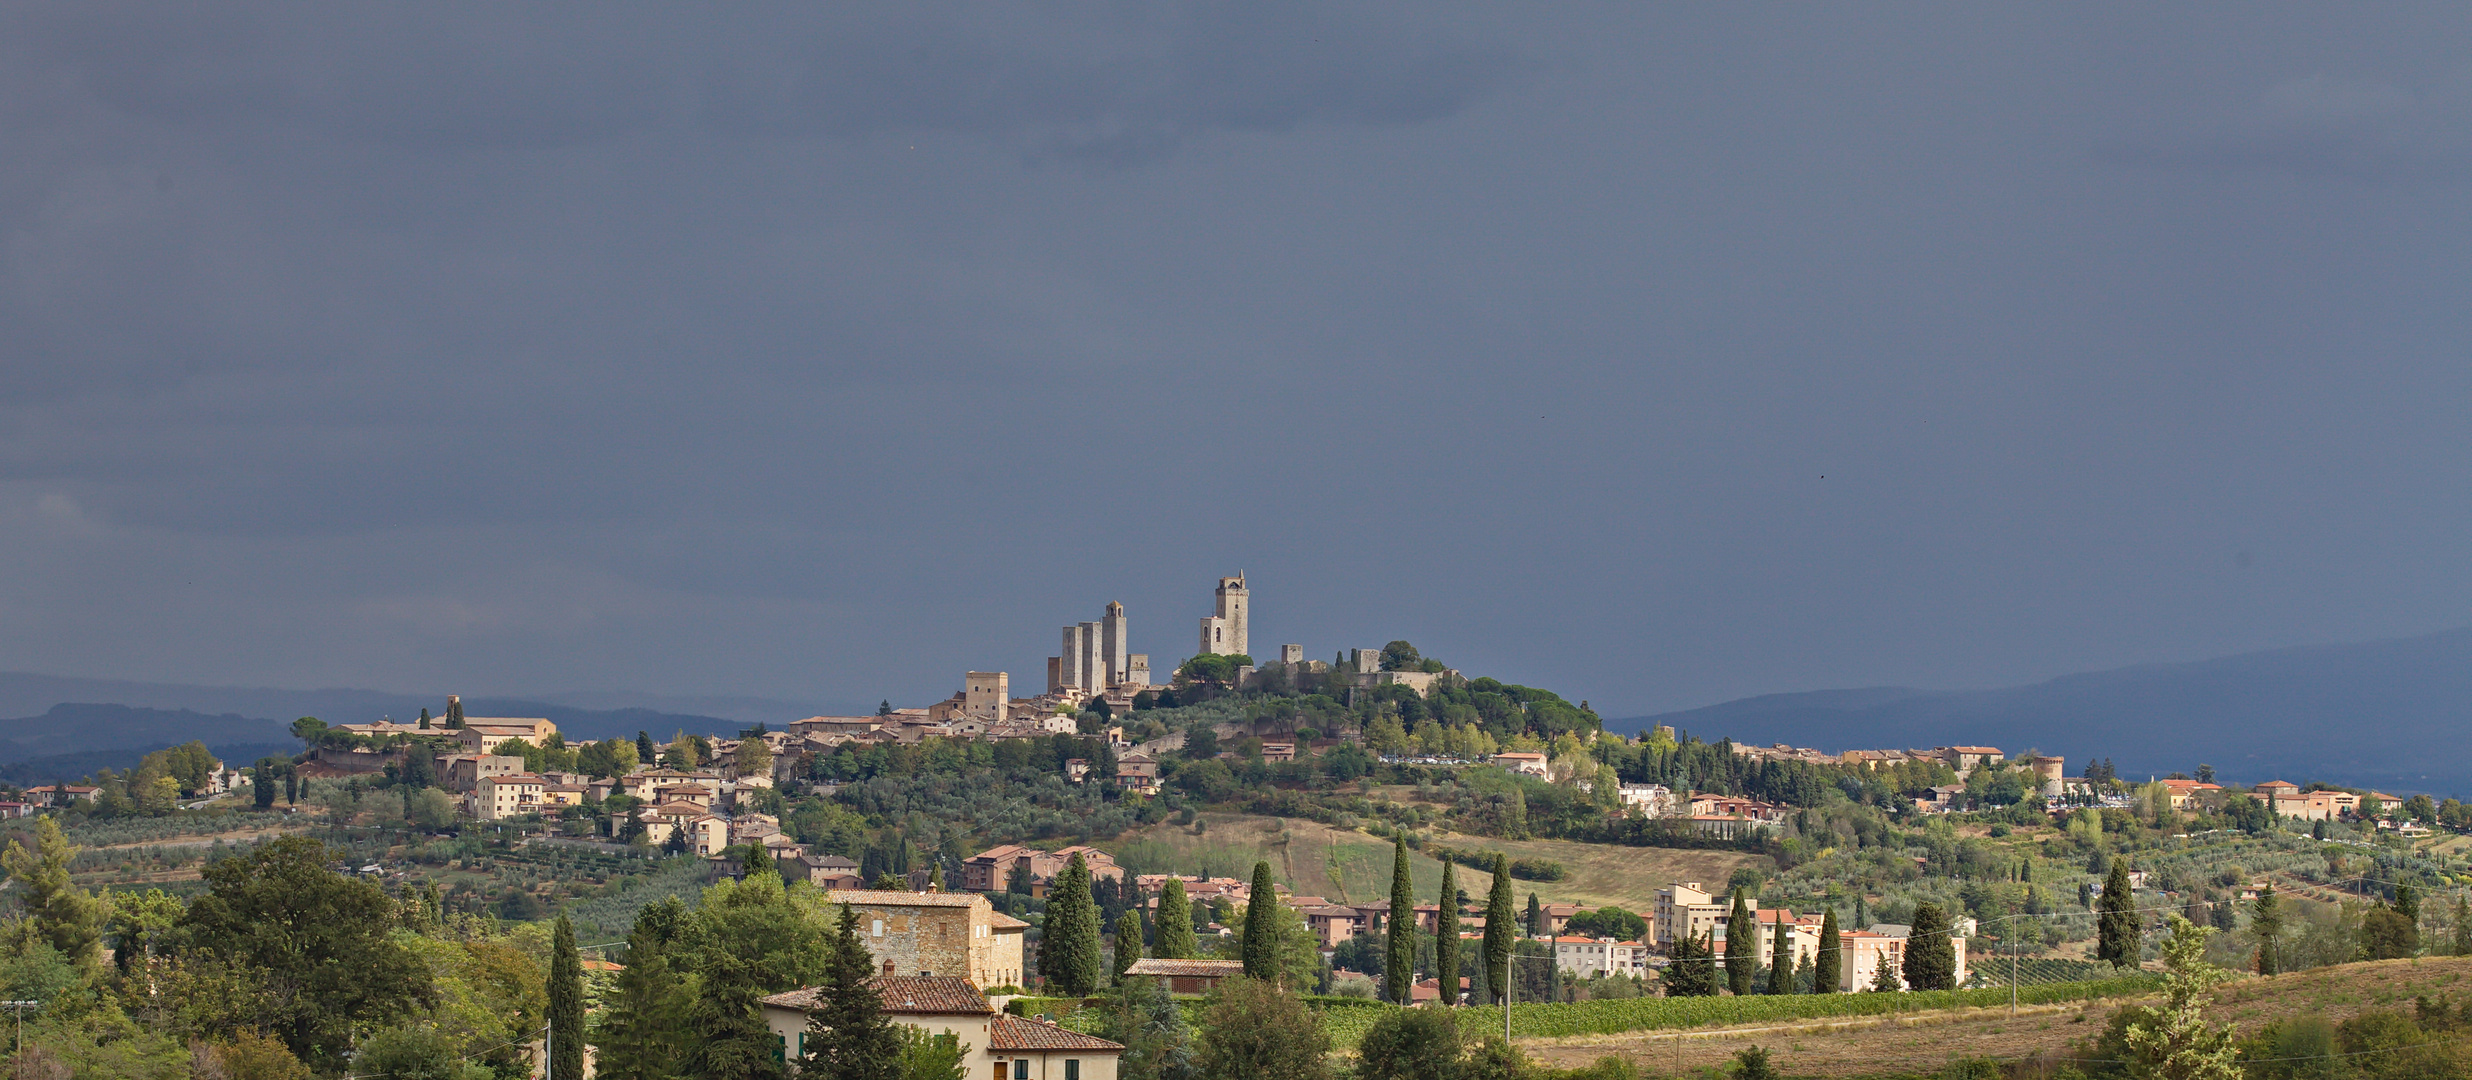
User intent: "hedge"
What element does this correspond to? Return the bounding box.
[1320,975,2159,1048]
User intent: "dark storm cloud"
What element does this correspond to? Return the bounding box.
[0,4,2466,715]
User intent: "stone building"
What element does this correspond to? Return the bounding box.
[824,889,1030,988]
[966,672,1010,723]
[1197,574,1248,658]
[762,976,1123,1080]
[453,716,560,754]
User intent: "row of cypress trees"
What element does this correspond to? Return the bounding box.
[1041,851,1218,995]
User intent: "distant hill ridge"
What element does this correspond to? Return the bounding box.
[1611,627,2472,796]
[0,675,836,783]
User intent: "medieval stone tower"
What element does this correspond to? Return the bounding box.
[1198,573,1249,658]
[1052,601,1136,693]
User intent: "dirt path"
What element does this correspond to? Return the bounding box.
[92,828,302,850]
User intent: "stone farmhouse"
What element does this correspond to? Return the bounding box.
[762,976,1121,1080]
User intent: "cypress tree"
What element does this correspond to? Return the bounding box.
[2250,884,2280,975]
[1903,903,1956,991]
[1242,861,1280,982]
[1725,889,1756,995]
[2454,897,2470,958]
[1385,837,1415,1003]
[1871,952,1904,992]
[1526,892,1543,937]
[1854,895,1869,928]
[252,763,276,809]
[1113,911,1144,984]
[636,730,656,764]
[1812,908,1842,993]
[548,915,584,1080]
[1155,878,1196,960]
[1664,931,1716,996]
[1435,861,1461,1006]
[805,904,902,1080]
[1483,854,1515,1004]
[2098,860,2140,969]
[1768,916,1795,994]
[592,900,696,1079]
[1794,948,1815,994]
[1041,853,1103,994]
[283,767,298,806]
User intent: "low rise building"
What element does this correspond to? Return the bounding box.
[1491,752,1549,776]
[762,976,1122,1080]
[1835,925,1968,991]
[474,774,547,820]
[1550,936,1653,978]
[454,717,559,754]
[440,754,525,793]
[1121,957,1244,995]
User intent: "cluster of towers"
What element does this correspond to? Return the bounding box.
[1049,601,1149,695]
[1042,574,1251,697]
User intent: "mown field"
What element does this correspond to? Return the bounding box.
[1105,812,1763,912]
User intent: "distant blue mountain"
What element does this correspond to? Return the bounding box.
[1609,628,2472,796]
[0,672,832,730]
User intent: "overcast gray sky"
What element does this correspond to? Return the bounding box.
[4,3,2469,718]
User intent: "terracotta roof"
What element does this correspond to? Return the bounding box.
[826,889,981,908]
[763,976,994,1015]
[987,911,1030,930]
[1122,958,1244,978]
[990,1014,1125,1052]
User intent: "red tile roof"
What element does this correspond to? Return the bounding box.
[990,1014,1124,1052]
[826,889,983,908]
[1122,958,1243,978]
[763,976,994,1015]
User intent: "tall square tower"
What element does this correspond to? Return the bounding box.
[1197,573,1249,658]
[964,672,1009,722]
[1100,601,1129,687]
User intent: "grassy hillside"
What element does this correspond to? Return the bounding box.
[1524,955,2472,1079]
[1101,812,1763,912]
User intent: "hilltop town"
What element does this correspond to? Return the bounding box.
[0,573,2465,1079]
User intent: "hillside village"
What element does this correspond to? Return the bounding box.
[0,575,2467,1079]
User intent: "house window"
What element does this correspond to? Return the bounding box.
[1014,1061,1030,1080]
[1066,1061,1080,1080]
[873,919,884,936]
